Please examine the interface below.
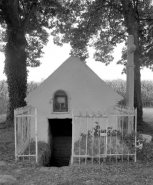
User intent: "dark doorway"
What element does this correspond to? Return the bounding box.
[48,119,72,167]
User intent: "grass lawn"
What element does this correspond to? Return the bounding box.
[1,161,153,185]
[0,114,6,124]
[143,108,153,125]
[0,109,153,184]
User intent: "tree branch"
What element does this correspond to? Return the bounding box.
[20,0,26,17]
[22,1,37,30]
[13,0,19,12]
[0,0,3,5]
[1,0,20,27]
[139,18,153,21]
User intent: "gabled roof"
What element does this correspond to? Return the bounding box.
[25,56,123,113]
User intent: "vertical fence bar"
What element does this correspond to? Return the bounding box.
[71,110,74,164]
[14,106,38,164]
[29,111,31,161]
[110,121,112,162]
[116,116,118,163]
[131,115,133,132]
[21,111,24,161]
[92,113,94,164]
[29,108,31,162]
[85,112,88,165]
[28,110,30,162]
[35,109,38,164]
[14,110,17,161]
[99,116,100,165]
[106,118,108,159]
[79,114,81,165]
[121,116,123,162]
[134,109,137,162]
[128,116,130,163]
[119,115,121,161]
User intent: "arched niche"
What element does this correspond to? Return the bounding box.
[53,90,68,112]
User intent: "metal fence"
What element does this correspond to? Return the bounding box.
[119,100,153,108]
[142,101,153,108]
[14,106,38,163]
[71,107,137,165]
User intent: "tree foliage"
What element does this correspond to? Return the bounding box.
[0,0,65,125]
[52,0,153,68]
[0,0,66,66]
[0,80,40,115]
[0,80,8,114]
[51,0,153,127]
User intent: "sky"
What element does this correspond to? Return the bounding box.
[0,36,152,82]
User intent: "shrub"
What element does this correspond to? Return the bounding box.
[138,121,153,135]
[105,79,126,99]
[27,81,39,94]
[74,130,136,156]
[21,140,51,166]
[0,80,8,114]
[38,141,51,167]
[105,79,153,106]
[0,80,40,115]
[137,142,153,162]
[141,80,153,102]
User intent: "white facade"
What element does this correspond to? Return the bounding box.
[25,56,123,142]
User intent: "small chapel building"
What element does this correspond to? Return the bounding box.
[25,56,124,166]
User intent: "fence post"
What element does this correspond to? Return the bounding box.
[134,108,137,162]
[35,109,38,164]
[85,112,88,164]
[126,35,135,108]
[14,109,17,161]
[71,110,74,164]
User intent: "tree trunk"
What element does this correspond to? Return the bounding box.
[128,27,143,129]
[133,32,143,129]
[121,0,143,129]
[127,17,143,128]
[4,28,27,126]
[133,35,143,129]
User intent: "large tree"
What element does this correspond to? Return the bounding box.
[0,0,65,125]
[51,0,153,129]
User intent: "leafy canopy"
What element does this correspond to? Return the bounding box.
[0,0,66,67]
[51,0,153,70]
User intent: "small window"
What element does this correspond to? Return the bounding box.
[53,90,68,112]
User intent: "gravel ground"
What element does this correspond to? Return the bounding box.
[1,162,153,185]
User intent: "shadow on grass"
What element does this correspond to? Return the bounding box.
[0,114,6,124]
[137,121,153,135]
[0,126,15,162]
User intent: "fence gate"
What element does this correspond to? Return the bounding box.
[14,106,38,163]
[71,107,137,165]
